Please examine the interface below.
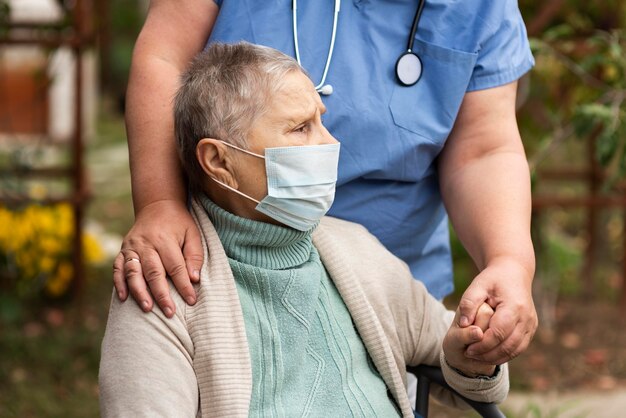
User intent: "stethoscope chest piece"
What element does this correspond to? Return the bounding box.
[395,51,423,86]
[293,0,427,90]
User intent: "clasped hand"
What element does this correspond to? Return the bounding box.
[455,260,538,366]
[443,303,497,378]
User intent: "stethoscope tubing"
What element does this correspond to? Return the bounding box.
[292,0,341,92]
[407,0,426,52]
[292,0,426,90]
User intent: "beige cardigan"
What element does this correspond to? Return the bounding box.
[99,199,508,417]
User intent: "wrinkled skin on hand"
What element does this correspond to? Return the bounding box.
[113,200,204,318]
[443,303,496,377]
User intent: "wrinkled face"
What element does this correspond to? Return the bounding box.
[248,70,338,151]
[233,70,339,202]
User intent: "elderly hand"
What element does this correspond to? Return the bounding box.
[457,258,537,365]
[443,303,496,378]
[113,199,204,318]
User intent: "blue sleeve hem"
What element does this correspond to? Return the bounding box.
[467,55,535,92]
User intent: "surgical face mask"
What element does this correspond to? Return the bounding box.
[211,141,340,231]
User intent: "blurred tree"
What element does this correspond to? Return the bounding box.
[520,0,626,183]
[0,1,8,35]
[99,0,144,112]
[516,1,626,330]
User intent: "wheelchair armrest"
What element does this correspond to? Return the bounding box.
[407,364,505,418]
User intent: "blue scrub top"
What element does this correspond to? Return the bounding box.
[208,0,534,299]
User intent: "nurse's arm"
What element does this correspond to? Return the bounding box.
[112,0,218,317]
[437,81,537,365]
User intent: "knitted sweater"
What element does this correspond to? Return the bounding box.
[99,198,509,418]
[202,197,400,416]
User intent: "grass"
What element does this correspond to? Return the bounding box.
[0,266,113,417]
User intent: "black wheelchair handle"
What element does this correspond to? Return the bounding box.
[407,364,506,418]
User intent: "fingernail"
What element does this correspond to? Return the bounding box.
[141,301,150,311]
[466,350,475,357]
[117,291,124,300]
[164,307,173,317]
[185,296,196,305]
[193,270,200,280]
[460,315,469,327]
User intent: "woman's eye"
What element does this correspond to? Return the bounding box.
[293,124,308,133]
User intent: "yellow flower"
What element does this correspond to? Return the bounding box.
[39,237,61,256]
[0,203,105,298]
[46,262,73,297]
[39,255,56,275]
[83,234,105,264]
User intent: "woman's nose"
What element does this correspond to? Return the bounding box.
[318,125,339,145]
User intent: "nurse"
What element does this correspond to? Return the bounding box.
[115,0,537,366]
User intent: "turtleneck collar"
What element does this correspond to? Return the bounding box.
[199,194,316,270]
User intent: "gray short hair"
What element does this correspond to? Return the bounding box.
[174,42,303,190]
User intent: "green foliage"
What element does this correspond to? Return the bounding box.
[536,222,584,296]
[0,0,9,36]
[520,4,626,187]
[450,227,476,297]
[107,0,145,97]
[517,2,626,324]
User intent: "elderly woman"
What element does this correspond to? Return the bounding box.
[99,42,508,418]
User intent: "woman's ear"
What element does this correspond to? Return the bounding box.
[196,138,239,189]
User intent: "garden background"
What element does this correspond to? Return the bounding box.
[1,1,626,417]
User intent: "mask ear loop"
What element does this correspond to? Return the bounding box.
[209,177,261,204]
[210,140,265,204]
[219,140,265,159]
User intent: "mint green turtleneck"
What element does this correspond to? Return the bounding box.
[200,196,400,417]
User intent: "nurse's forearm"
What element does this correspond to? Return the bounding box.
[126,57,187,213]
[126,0,218,214]
[440,149,535,277]
[439,83,535,278]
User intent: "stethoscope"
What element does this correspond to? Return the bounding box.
[292,0,426,96]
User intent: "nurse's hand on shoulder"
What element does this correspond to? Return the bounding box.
[457,258,537,365]
[112,200,204,318]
